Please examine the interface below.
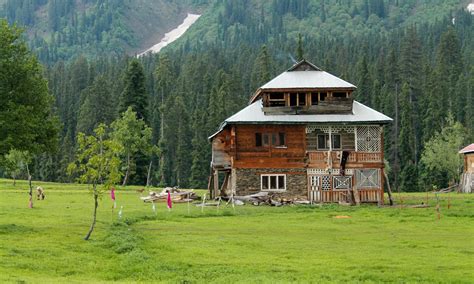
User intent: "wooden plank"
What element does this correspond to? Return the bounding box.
[213,170,219,199]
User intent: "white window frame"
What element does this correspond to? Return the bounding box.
[261,174,286,192]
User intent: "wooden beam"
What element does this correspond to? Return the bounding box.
[213,170,219,199]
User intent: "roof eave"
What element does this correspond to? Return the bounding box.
[225,120,392,125]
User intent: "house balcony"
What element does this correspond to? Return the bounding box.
[307,150,383,166]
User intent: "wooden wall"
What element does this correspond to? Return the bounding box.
[211,128,232,169]
[465,154,474,173]
[233,124,306,168]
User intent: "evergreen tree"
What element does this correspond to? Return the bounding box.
[398,83,417,191]
[172,96,192,187]
[120,59,148,122]
[354,56,371,105]
[251,44,272,90]
[77,75,115,135]
[296,33,304,61]
[190,109,210,189]
[436,28,463,118]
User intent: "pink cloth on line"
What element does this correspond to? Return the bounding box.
[110,188,116,201]
[167,191,172,209]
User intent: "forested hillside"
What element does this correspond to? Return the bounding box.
[0,0,207,62]
[1,0,473,191]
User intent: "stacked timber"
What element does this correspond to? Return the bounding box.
[140,187,199,203]
[232,192,310,206]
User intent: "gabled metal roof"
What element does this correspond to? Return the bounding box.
[249,60,356,103]
[287,59,322,71]
[209,100,393,139]
[260,70,356,90]
[459,143,474,154]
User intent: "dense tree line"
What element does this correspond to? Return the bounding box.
[1,0,473,191]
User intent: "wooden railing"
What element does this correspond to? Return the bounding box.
[307,151,382,163]
[310,189,381,203]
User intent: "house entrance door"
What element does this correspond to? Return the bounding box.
[309,175,321,202]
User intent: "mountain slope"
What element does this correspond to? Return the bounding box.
[0,0,208,63]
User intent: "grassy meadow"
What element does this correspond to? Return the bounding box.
[0,178,473,283]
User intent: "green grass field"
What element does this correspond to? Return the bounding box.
[0,179,473,283]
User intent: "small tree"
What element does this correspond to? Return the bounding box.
[68,124,122,240]
[3,149,28,186]
[111,107,152,186]
[3,149,34,207]
[420,116,465,188]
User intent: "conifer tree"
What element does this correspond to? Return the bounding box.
[296,33,304,61]
[120,59,148,122]
[398,83,417,191]
[251,44,272,90]
[354,56,371,105]
[172,96,192,187]
[77,75,115,135]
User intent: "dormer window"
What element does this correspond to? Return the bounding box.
[333,92,347,98]
[268,93,285,107]
[320,92,327,101]
[311,93,319,105]
[289,93,307,107]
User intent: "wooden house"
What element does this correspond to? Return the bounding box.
[209,60,392,203]
[459,143,474,193]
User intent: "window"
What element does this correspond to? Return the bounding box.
[317,134,341,150]
[288,93,307,107]
[289,93,297,106]
[311,93,319,105]
[255,133,270,146]
[332,134,341,149]
[263,133,269,146]
[268,93,286,107]
[278,132,286,147]
[255,133,262,147]
[298,93,306,106]
[261,174,286,191]
[333,92,347,98]
[256,132,286,147]
[320,92,327,101]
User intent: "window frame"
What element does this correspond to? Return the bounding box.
[316,133,342,150]
[268,93,286,107]
[288,93,307,107]
[261,174,286,191]
[256,132,287,148]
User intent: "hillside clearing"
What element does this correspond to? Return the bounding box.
[0,179,473,283]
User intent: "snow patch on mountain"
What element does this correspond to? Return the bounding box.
[138,13,200,56]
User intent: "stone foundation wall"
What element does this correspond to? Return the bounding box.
[233,168,307,198]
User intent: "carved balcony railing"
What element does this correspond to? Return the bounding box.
[307,151,382,164]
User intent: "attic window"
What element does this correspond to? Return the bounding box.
[289,93,307,107]
[333,92,347,98]
[268,93,285,107]
[320,92,327,101]
[311,93,319,105]
[298,93,306,106]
